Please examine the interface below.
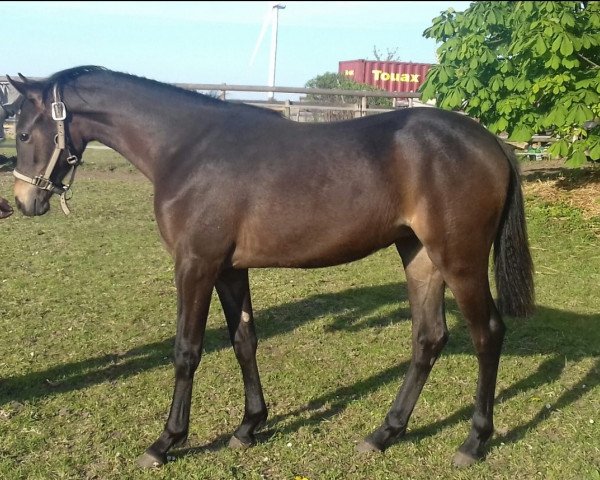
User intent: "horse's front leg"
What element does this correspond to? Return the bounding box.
[215,268,268,447]
[138,256,218,468]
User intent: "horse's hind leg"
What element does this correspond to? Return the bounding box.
[216,268,268,447]
[358,237,448,452]
[444,267,505,466]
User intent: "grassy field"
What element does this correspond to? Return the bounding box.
[0,144,598,480]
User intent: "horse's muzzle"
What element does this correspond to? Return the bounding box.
[14,181,51,216]
[15,197,50,216]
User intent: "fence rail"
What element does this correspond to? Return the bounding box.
[176,83,423,119]
[0,78,422,121]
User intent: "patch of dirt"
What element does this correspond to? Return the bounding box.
[520,159,568,176]
[520,160,600,220]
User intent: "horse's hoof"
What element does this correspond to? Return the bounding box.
[356,440,382,453]
[137,451,165,469]
[452,450,478,467]
[229,435,252,449]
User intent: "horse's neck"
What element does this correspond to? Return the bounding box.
[76,80,213,183]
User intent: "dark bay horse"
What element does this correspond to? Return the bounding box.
[7,66,534,468]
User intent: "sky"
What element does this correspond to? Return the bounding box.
[1,1,472,100]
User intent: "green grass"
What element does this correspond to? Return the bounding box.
[0,149,598,479]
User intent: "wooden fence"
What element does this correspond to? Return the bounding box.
[0,78,423,123]
[174,83,422,120]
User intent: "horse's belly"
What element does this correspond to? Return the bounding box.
[230,221,412,269]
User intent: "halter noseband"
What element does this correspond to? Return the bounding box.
[12,84,82,215]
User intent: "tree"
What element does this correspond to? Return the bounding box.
[372,46,401,62]
[304,72,392,108]
[421,1,600,166]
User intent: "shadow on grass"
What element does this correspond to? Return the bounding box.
[0,282,411,407]
[522,164,600,188]
[0,282,598,456]
[170,360,414,461]
[0,153,16,172]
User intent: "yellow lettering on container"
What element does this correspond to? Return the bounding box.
[371,70,421,83]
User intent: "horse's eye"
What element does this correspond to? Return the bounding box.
[18,133,30,142]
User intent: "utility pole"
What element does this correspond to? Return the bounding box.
[267,3,285,101]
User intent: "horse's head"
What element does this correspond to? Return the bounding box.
[7,75,83,216]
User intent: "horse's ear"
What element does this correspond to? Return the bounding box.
[6,74,26,93]
[6,75,44,111]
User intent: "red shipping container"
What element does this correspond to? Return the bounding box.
[339,60,432,93]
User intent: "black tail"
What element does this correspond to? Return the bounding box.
[493,139,535,317]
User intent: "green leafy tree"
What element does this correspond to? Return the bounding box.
[304,72,393,108]
[421,1,600,166]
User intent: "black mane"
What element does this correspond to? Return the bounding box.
[46,65,281,117]
[46,65,107,86]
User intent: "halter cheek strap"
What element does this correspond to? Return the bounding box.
[12,84,81,215]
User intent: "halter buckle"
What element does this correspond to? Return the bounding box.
[51,101,67,121]
[66,154,80,165]
[32,175,54,190]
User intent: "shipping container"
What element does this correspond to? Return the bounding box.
[339,60,432,93]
